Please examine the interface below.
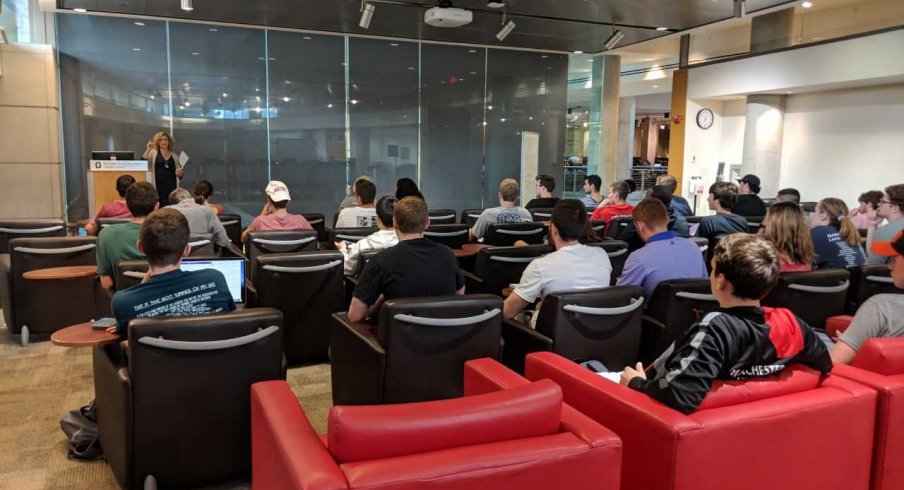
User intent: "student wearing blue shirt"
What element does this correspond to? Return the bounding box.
[108,208,235,337]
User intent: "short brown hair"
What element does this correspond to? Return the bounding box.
[140,208,190,267]
[885,184,904,208]
[632,198,669,228]
[609,181,630,201]
[712,234,780,300]
[656,174,678,194]
[499,179,520,202]
[536,174,556,193]
[126,181,158,217]
[393,196,428,234]
[355,179,377,205]
[709,181,738,210]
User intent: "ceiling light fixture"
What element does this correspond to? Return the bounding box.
[180,0,194,12]
[800,1,813,7]
[604,29,624,50]
[733,0,746,18]
[73,8,87,12]
[359,0,375,29]
[486,1,505,7]
[496,5,515,42]
[656,27,668,31]
[134,22,145,26]
[573,50,583,54]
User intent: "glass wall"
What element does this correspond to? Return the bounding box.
[0,0,30,43]
[57,13,568,223]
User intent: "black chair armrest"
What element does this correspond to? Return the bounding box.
[329,313,386,405]
[463,271,485,294]
[245,279,258,307]
[221,243,246,259]
[93,343,133,488]
[93,278,114,319]
[639,314,668,365]
[0,253,11,328]
[500,318,553,374]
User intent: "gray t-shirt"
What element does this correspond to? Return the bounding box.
[838,293,904,352]
[168,201,230,247]
[471,206,533,240]
[867,218,904,264]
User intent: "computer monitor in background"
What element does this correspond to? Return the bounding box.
[179,258,246,304]
[91,151,136,160]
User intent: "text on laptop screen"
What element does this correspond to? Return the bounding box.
[180,259,245,303]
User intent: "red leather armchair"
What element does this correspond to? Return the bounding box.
[832,338,904,490]
[251,358,622,490]
[524,352,877,490]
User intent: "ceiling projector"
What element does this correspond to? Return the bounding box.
[424,5,473,28]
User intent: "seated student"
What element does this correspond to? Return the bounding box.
[830,230,904,364]
[167,188,230,247]
[86,175,135,236]
[336,179,378,228]
[762,202,815,272]
[620,234,832,414]
[774,188,801,204]
[339,175,372,212]
[525,174,560,209]
[469,179,533,242]
[809,198,865,269]
[695,182,748,240]
[732,174,767,218]
[106,208,235,337]
[241,180,312,242]
[349,197,464,323]
[656,174,693,217]
[504,199,612,328]
[848,190,883,231]
[193,180,223,215]
[617,199,707,300]
[624,179,645,206]
[96,181,158,290]
[649,185,690,237]
[580,175,604,209]
[591,180,634,235]
[336,196,399,277]
[866,184,904,265]
[395,177,425,201]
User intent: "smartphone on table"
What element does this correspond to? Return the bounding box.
[91,318,116,330]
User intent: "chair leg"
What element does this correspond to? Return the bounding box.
[20,326,28,347]
[143,475,157,490]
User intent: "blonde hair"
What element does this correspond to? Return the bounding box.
[765,202,815,265]
[151,131,175,152]
[499,179,520,202]
[818,198,860,247]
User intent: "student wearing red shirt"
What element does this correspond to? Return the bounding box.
[86,175,135,236]
[591,180,635,234]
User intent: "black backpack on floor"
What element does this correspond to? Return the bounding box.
[60,400,103,460]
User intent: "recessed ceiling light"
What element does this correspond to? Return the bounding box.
[208,28,218,32]
[574,50,584,54]
[350,99,359,104]
[181,0,194,11]
[656,27,668,31]
[283,97,290,102]
[134,22,145,26]
[390,43,399,47]
[328,103,334,108]
[74,8,87,13]
[132,48,141,51]
[303,36,311,40]
[801,1,813,7]
[652,85,659,88]
[469,49,477,53]
[191,52,200,56]
[184,102,191,107]
[222,93,228,97]
[540,55,548,58]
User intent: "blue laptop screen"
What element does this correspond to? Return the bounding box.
[179,258,246,304]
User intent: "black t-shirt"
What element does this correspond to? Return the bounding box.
[732,194,767,218]
[695,213,748,240]
[353,238,465,305]
[525,197,560,209]
[810,225,866,269]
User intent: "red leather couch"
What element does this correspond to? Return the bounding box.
[832,338,904,490]
[524,352,877,490]
[251,358,622,490]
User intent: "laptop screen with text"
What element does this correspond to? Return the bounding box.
[180,258,246,304]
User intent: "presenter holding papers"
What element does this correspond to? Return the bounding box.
[143,131,186,208]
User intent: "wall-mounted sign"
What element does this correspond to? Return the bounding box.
[89,160,149,172]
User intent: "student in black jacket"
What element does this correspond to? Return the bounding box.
[620,233,832,414]
[733,174,768,218]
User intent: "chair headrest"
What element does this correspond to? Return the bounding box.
[328,379,562,463]
[852,338,904,376]
[697,365,822,411]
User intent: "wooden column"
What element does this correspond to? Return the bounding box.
[668,69,688,191]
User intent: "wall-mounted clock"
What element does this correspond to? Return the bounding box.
[696,108,714,129]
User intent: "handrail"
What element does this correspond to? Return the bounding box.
[262,260,342,273]
[467,214,482,219]
[306,219,324,225]
[252,236,316,246]
[866,276,894,284]
[123,271,146,279]
[0,225,64,234]
[14,244,96,254]
[497,228,544,236]
[188,239,211,249]
[137,325,279,351]
[606,248,627,258]
[533,212,552,218]
[788,280,849,294]
[429,214,456,220]
[563,297,644,316]
[335,234,366,241]
[591,224,605,231]
[393,308,500,327]
[219,220,239,226]
[675,291,717,301]
[489,255,541,263]
[424,229,468,237]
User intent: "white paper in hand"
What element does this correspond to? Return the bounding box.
[597,371,623,383]
[178,151,189,168]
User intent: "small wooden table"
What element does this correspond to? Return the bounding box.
[51,322,120,348]
[453,248,478,258]
[461,243,491,252]
[23,265,97,280]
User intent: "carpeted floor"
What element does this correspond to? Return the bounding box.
[0,310,334,490]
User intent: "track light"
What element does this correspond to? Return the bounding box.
[733,0,746,18]
[496,20,515,41]
[359,1,375,29]
[180,0,193,11]
[604,29,624,50]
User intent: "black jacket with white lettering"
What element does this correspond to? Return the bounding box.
[628,306,832,414]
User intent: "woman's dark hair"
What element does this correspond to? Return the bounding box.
[193,180,214,205]
[375,196,397,227]
[395,177,424,200]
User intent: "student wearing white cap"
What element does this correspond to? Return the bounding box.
[241,180,312,242]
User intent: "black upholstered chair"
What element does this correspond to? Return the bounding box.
[762,269,851,330]
[529,208,554,222]
[604,217,634,241]
[501,286,645,374]
[690,237,711,271]
[465,244,550,295]
[424,223,470,250]
[589,220,607,240]
[586,240,629,285]
[800,202,817,213]
[93,309,284,490]
[217,213,243,248]
[114,259,150,291]
[328,227,378,247]
[0,219,66,254]
[329,294,502,405]
[745,216,765,234]
[247,230,319,282]
[0,237,100,345]
[483,222,547,247]
[640,278,719,364]
[97,218,133,232]
[846,265,901,314]
[460,208,485,228]
[428,208,458,225]
[254,251,345,364]
[187,234,216,256]
[301,213,327,242]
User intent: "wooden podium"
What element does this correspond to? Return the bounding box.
[87,160,152,217]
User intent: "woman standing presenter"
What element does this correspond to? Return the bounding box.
[143,131,183,207]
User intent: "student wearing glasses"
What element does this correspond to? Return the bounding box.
[865,184,904,265]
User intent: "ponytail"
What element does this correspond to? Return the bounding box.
[819,198,861,247]
[838,215,861,247]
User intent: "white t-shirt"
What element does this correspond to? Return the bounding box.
[340,229,399,277]
[336,206,378,228]
[513,243,613,327]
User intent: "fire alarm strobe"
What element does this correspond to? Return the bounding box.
[424,1,473,28]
